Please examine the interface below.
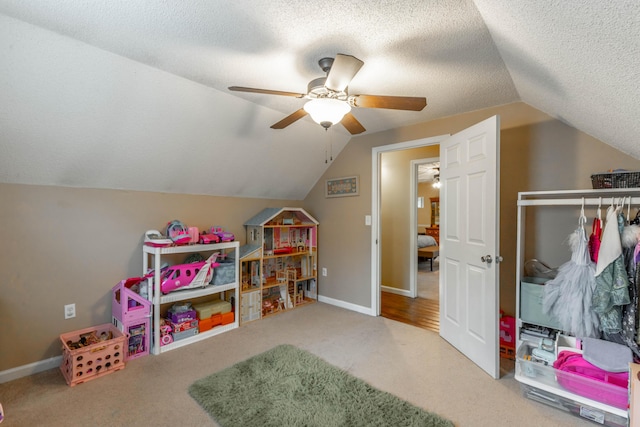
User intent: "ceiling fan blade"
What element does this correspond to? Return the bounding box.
[341,112,366,135]
[270,109,308,129]
[325,54,364,92]
[350,94,427,111]
[228,86,306,98]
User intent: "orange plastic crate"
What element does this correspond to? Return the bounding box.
[198,311,234,332]
[59,323,126,387]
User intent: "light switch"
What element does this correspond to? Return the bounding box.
[365,215,371,226]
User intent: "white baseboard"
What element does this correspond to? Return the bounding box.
[381,285,411,297]
[0,356,62,384]
[318,295,375,316]
[2,296,374,383]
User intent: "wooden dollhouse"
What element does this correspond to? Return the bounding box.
[239,207,318,324]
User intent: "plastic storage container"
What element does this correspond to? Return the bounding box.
[60,323,126,386]
[211,259,236,286]
[520,277,562,330]
[199,311,234,332]
[520,382,627,427]
[516,343,628,410]
[193,299,232,319]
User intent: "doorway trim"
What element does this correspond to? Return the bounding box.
[371,134,449,315]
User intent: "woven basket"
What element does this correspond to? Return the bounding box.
[591,170,640,189]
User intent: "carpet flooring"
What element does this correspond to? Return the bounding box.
[189,344,454,427]
[0,303,593,426]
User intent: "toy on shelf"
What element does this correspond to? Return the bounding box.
[199,231,221,244]
[160,253,220,294]
[144,230,173,248]
[159,319,173,346]
[166,220,191,245]
[211,226,235,242]
[188,227,199,244]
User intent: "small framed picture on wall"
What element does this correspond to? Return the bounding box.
[325,176,359,198]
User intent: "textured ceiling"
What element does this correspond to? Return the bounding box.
[0,1,638,199]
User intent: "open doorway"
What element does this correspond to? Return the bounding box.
[415,159,440,299]
[373,117,502,378]
[374,140,443,332]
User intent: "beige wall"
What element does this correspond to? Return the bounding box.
[3,101,639,372]
[304,101,640,317]
[381,146,439,291]
[0,184,302,371]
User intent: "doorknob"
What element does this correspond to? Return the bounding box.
[496,255,504,263]
[481,255,493,264]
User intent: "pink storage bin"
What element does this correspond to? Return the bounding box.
[60,323,126,386]
[499,314,516,348]
[554,350,629,409]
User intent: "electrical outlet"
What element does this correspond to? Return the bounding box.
[64,303,76,319]
[322,268,327,277]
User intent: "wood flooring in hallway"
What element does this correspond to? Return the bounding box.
[380,292,439,333]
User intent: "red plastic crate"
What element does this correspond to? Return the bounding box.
[60,323,126,386]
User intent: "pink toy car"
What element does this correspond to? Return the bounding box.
[199,232,221,244]
[211,226,235,242]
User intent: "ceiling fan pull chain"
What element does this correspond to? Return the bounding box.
[330,129,333,161]
[325,133,328,164]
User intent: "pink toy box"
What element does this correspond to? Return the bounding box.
[170,319,198,333]
[167,307,197,323]
[111,279,151,361]
[60,323,126,386]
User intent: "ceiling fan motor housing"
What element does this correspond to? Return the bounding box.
[307,77,328,95]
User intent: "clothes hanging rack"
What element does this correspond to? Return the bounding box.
[518,188,640,207]
[514,188,640,422]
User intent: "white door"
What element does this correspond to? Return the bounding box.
[439,115,500,378]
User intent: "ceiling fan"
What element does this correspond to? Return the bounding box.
[228,54,427,135]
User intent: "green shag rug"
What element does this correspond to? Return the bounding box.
[188,344,454,427]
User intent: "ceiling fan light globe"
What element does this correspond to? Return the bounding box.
[303,98,351,126]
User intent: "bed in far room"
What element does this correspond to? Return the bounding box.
[418,234,437,249]
[417,234,439,271]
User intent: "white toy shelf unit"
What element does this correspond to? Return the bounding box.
[142,241,240,355]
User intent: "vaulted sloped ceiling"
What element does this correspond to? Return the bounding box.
[0,1,638,200]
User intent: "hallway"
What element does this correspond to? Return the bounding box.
[381,259,439,332]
